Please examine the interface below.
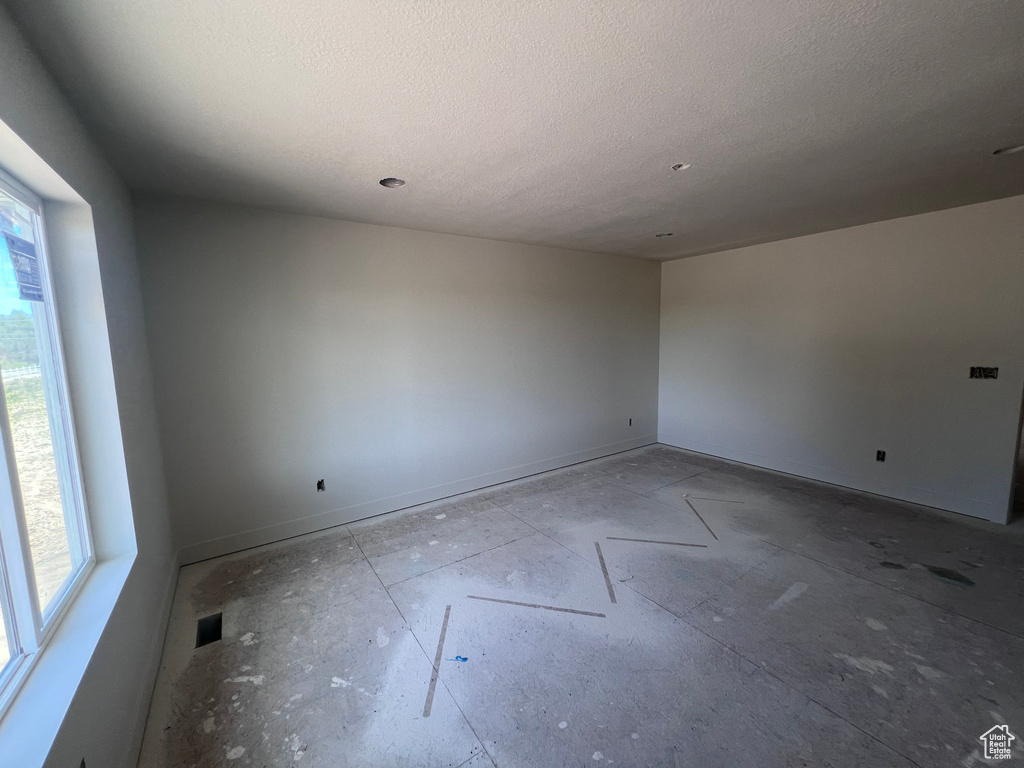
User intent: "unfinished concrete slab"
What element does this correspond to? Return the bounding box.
[138,445,1024,767]
[649,469,1024,636]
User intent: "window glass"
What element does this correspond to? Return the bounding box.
[0,591,10,671]
[0,187,82,614]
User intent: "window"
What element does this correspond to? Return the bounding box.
[0,169,92,704]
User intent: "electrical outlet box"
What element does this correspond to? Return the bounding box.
[876,450,886,462]
[316,479,325,492]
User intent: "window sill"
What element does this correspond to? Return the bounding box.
[0,553,134,768]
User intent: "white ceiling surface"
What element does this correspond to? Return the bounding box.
[5,0,1023,260]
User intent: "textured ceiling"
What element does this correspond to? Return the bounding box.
[4,0,1023,260]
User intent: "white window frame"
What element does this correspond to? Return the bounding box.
[0,167,94,717]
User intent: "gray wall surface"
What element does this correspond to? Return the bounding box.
[134,197,661,562]
[0,6,175,767]
[659,195,1024,523]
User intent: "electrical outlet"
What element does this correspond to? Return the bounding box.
[316,479,325,492]
[629,418,632,426]
[876,450,886,462]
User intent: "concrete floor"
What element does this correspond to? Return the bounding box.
[139,445,1024,767]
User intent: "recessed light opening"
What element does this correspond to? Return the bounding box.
[993,144,1024,156]
[671,163,692,171]
[655,233,674,238]
[379,177,406,188]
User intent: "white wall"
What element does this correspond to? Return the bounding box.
[134,197,661,562]
[0,7,175,768]
[659,195,1024,523]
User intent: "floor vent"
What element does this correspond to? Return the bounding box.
[195,613,223,648]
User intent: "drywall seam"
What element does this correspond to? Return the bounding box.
[658,432,1005,522]
[178,434,657,564]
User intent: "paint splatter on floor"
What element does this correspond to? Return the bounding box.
[768,582,808,611]
[225,675,265,686]
[833,653,894,675]
[915,664,945,681]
